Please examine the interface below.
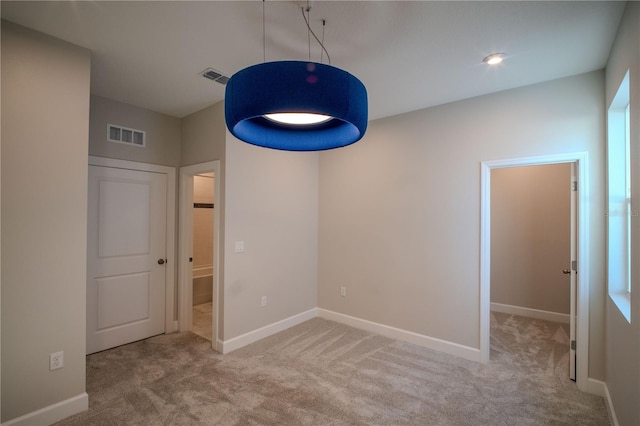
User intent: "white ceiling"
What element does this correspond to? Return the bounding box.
[1,1,626,120]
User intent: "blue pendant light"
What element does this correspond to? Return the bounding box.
[225,60,367,151]
[224,4,368,151]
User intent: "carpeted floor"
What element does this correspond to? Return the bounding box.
[55,313,609,425]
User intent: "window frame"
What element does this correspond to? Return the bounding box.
[607,70,631,322]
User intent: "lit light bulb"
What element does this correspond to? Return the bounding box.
[264,113,332,126]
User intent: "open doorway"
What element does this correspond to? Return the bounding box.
[179,160,222,352]
[480,152,591,392]
[489,163,574,380]
[192,173,215,341]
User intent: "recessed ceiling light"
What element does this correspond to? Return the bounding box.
[483,53,505,65]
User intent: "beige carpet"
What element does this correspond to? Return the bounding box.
[55,313,609,425]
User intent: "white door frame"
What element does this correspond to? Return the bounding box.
[480,152,590,392]
[88,156,177,334]
[179,160,222,352]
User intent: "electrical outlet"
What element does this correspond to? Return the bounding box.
[340,286,347,297]
[50,351,64,371]
[261,296,267,307]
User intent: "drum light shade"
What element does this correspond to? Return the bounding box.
[225,61,368,151]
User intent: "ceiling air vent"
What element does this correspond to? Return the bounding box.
[202,68,229,85]
[107,124,146,148]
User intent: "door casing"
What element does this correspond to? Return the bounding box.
[480,152,591,392]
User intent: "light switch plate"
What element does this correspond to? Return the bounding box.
[235,241,245,253]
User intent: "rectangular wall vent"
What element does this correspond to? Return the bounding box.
[107,124,146,147]
[202,68,229,85]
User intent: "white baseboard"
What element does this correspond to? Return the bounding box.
[221,307,480,363]
[318,308,481,362]
[221,308,318,354]
[582,377,605,397]
[491,302,570,324]
[602,381,619,426]
[2,392,88,426]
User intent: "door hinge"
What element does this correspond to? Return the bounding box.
[571,340,576,350]
[571,181,578,192]
[572,260,577,272]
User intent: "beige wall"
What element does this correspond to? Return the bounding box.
[604,2,640,425]
[1,21,90,422]
[89,95,181,167]
[318,71,605,379]
[491,164,572,314]
[181,101,226,168]
[223,136,318,340]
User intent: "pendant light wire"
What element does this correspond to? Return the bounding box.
[300,6,331,65]
[261,1,332,66]
[306,3,311,61]
[320,19,326,63]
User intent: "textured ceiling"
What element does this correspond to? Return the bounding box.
[1,1,626,120]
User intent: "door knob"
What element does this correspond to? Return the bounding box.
[158,259,166,265]
[562,269,571,274]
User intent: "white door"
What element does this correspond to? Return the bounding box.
[87,165,167,354]
[568,165,578,380]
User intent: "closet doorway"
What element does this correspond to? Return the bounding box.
[179,160,222,352]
